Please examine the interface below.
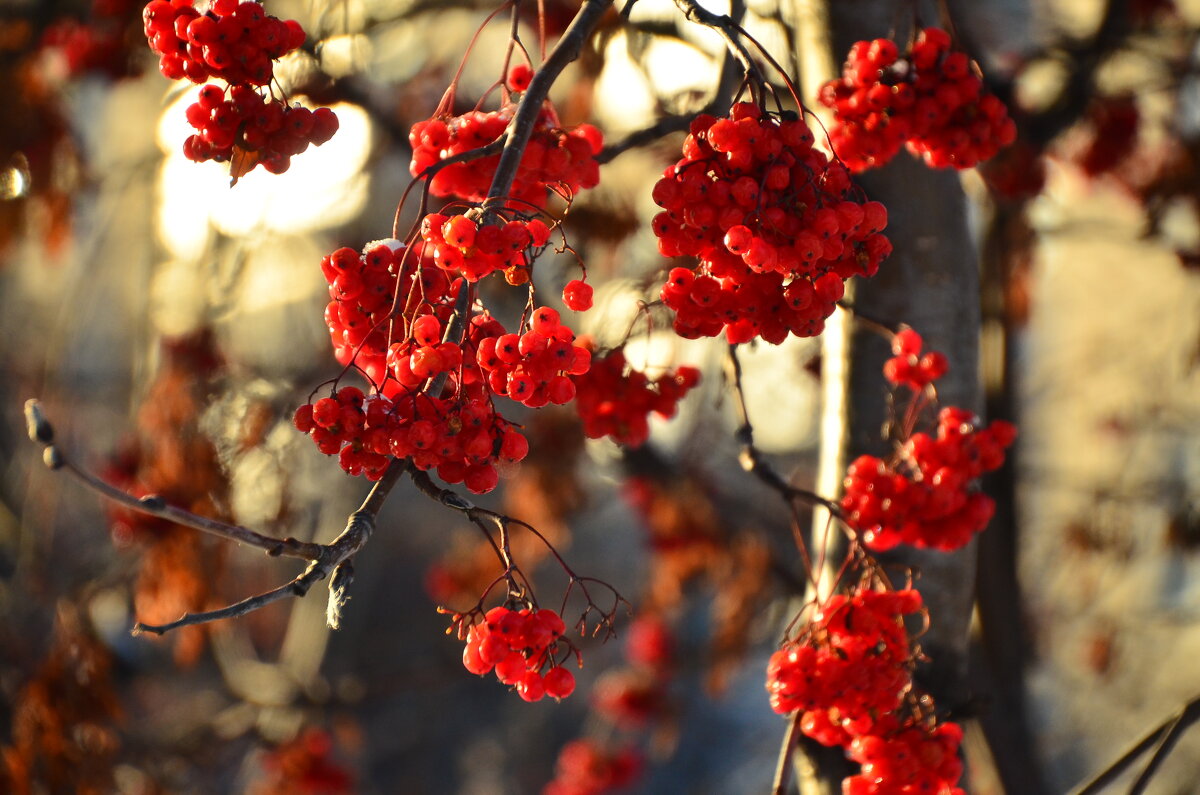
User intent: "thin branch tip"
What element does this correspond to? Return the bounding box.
[24,398,54,444]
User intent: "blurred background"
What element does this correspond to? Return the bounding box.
[1,0,1199,793]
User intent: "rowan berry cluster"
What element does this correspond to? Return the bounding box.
[570,347,700,447]
[543,739,641,795]
[841,407,1017,552]
[476,307,592,408]
[767,586,965,792]
[143,0,338,176]
[883,328,948,391]
[318,238,452,389]
[459,606,577,702]
[182,83,338,173]
[409,105,602,207]
[652,103,892,344]
[843,717,965,795]
[293,385,526,492]
[142,0,303,85]
[42,0,139,80]
[819,27,1016,171]
[419,211,551,285]
[766,588,920,742]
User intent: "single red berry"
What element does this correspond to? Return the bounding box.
[562,279,593,312]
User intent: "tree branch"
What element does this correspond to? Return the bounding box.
[23,399,321,561]
[1068,693,1200,795]
[24,399,406,634]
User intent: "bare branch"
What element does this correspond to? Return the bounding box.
[723,347,841,515]
[132,568,317,635]
[24,399,321,561]
[672,0,758,78]
[25,399,409,634]
[1069,692,1200,795]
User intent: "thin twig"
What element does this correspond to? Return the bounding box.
[772,711,803,795]
[23,399,407,634]
[672,0,758,78]
[723,348,840,515]
[24,400,320,561]
[1069,693,1200,795]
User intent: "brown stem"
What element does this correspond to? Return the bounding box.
[1068,693,1200,795]
[773,711,804,795]
[25,400,321,561]
[24,399,409,634]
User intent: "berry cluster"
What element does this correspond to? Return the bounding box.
[409,105,602,207]
[419,211,551,284]
[310,239,600,492]
[570,347,700,447]
[844,717,965,795]
[41,0,140,80]
[819,27,1016,171]
[652,103,892,344]
[319,238,452,389]
[543,740,641,795]
[182,83,338,173]
[460,606,577,702]
[767,586,966,792]
[841,407,1017,551]
[142,0,303,85]
[293,385,527,493]
[883,329,948,392]
[766,588,921,744]
[144,0,338,176]
[476,307,592,408]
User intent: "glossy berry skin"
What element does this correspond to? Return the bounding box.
[766,587,922,742]
[841,406,1017,552]
[144,2,338,177]
[562,279,594,312]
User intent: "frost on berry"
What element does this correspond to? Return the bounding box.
[651,103,892,345]
[818,28,1017,171]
